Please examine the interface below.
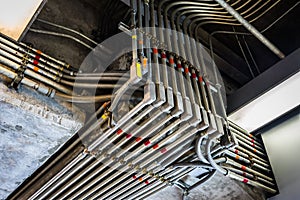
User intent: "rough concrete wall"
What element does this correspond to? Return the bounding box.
[0,81,84,199]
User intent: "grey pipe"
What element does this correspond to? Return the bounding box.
[99,141,194,199]
[29,28,94,50]
[214,0,285,59]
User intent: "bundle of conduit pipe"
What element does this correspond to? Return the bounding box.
[2,0,280,199]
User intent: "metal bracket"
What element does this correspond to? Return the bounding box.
[10,49,30,90]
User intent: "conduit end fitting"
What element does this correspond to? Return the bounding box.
[118,158,125,165]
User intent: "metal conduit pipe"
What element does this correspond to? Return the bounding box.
[119,155,200,199]
[1,46,121,92]
[178,16,223,135]
[173,162,214,169]
[227,170,277,194]
[88,84,156,149]
[99,141,195,199]
[0,46,63,82]
[36,19,98,46]
[99,143,195,199]
[196,134,210,164]
[74,150,171,196]
[76,119,201,199]
[7,1,280,198]
[206,134,228,175]
[32,42,156,200]
[0,42,65,78]
[42,7,158,200]
[60,79,121,89]
[46,107,154,199]
[28,114,110,199]
[186,24,225,129]
[50,155,113,199]
[88,0,173,153]
[0,64,55,97]
[207,0,293,50]
[54,93,112,103]
[83,101,111,130]
[172,12,212,135]
[229,121,259,140]
[49,94,162,199]
[136,156,205,200]
[230,128,263,148]
[222,150,271,173]
[0,55,73,95]
[182,15,220,127]
[29,28,94,50]
[190,1,280,36]
[0,33,75,75]
[62,75,128,82]
[235,146,268,164]
[74,72,128,77]
[229,149,270,168]
[180,0,270,33]
[223,166,275,187]
[172,3,221,137]
[236,138,266,158]
[233,133,265,152]
[214,0,285,59]
[74,127,197,199]
[10,118,108,199]
[28,153,94,200]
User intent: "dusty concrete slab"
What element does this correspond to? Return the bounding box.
[0,81,85,199]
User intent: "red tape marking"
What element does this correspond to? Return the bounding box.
[126,134,132,139]
[191,73,197,79]
[117,129,123,135]
[145,180,149,185]
[235,150,239,154]
[33,60,39,66]
[161,53,167,59]
[33,51,41,67]
[184,68,189,74]
[152,144,159,149]
[136,137,142,142]
[199,76,203,83]
[160,148,168,154]
[241,166,247,171]
[144,140,151,146]
[133,175,137,180]
[177,63,182,69]
[243,178,249,184]
[169,58,174,64]
[153,48,158,54]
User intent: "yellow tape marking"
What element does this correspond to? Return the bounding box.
[136,63,142,78]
